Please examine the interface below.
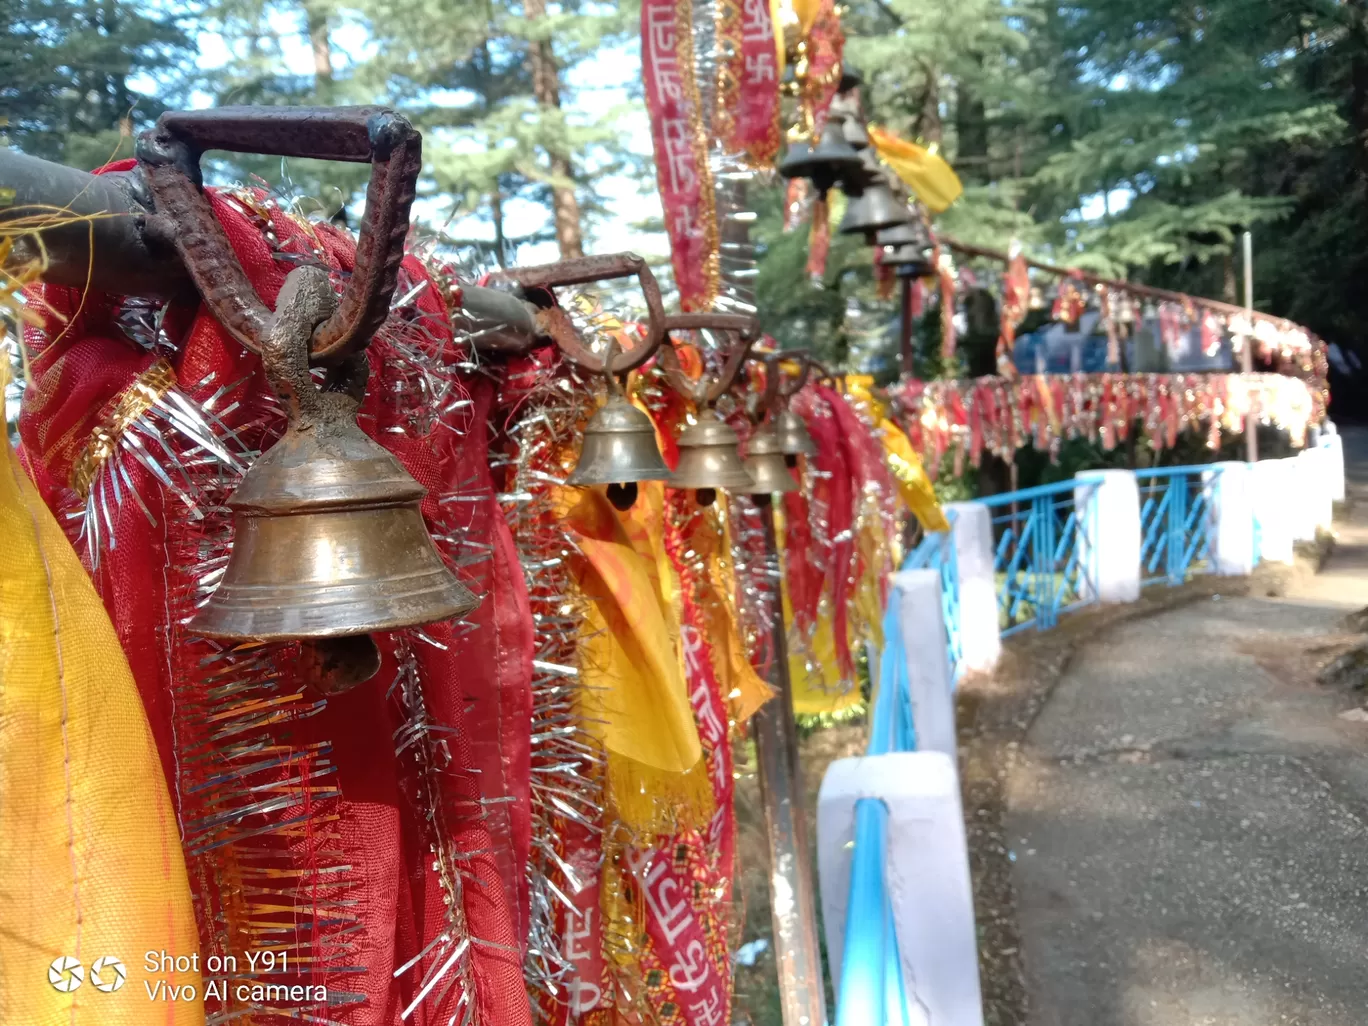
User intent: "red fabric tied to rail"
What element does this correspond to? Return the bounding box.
[18,168,533,1026]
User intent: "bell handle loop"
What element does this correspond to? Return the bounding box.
[656,340,709,407]
[260,266,342,426]
[487,253,665,374]
[600,337,626,398]
[137,105,421,366]
[703,333,760,406]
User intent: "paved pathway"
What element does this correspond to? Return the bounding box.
[1007,428,1368,1026]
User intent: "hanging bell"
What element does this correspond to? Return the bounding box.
[743,421,799,496]
[881,221,935,278]
[669,407,756,506]
[194,267,478,645]
[838,170,913,242]
[775,407,818,467]
[566,359,670,511]
[779,116,863,194]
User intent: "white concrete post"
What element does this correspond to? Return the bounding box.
[1251,459,1294,565]
[1076,469,1140,603]
[1205,462,1254,576]
[892,569,956,759]
[818,752,984,1026]
[1322,422,1346,502]
[1291,451,1330,541]
[943,502,1001,674]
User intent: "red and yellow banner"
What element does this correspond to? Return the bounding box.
[642,0,720,310]
[716,0,783,166]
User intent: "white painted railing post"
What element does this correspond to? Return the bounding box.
[943,502,1001,674]
[1206,462,1254,576]
[817,753,984,1026]
[1251,459,1295,565]
[1076,469,1140,602]
[1321,422,1346,503]
[893,568,956,758]
[1291,452,1330,541]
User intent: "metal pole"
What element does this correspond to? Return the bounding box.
[899,275,914,377]
[753,497,828,1026]
[1242,231,1258,463]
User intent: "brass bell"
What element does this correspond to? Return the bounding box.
[743,421,799,496]
[566,360,670,511]
[669,407,756,506]
[838,170,913,242]
[194,266,478,647]
[779,116,863,194]
[775,407,818,467]
[880,223,934,279]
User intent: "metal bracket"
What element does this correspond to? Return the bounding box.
[485,253,666,373]
[136,105,422,363]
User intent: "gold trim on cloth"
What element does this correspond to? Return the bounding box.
[70,358,177,498]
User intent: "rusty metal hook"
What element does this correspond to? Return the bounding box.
[754,348,812,418]
[485,253,666,373]
[136,105,422,365]
[656,312,763,407]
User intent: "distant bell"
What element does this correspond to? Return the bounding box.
[743,421,799,495]
[775,407,818,466]
[779,116,863,194]
[669,407,756,505]
[838,172,913,242]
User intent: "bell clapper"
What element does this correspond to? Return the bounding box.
[785,453,799,469]
[695,487,717,507]
[299,635,383,695]
[607,481,638,511]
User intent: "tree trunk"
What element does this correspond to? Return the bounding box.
[491,178,508,268]
[1222,252,1237,304]
[305,2,333,100]
[1349,0,1368,180]
[524,0,584,259]
[918,63,943,145]
[954,77,987,183]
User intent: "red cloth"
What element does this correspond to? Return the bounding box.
[19,177,534,1026]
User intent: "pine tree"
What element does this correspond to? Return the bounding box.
[0,0,193,168]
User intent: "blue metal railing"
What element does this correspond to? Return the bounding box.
[835,597,914,1026]
[903,509,961,682]
[1135,466,1220,586]
[978,478,1102,636]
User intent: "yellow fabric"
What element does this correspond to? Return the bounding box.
[705,514,773,724]
[843,375,949,533]
[790,0,822,36]
[784,587,863,717]
[0,367,203,1024]
[563,481,712,833]
[881,421,951,532]
[868,126,964,214]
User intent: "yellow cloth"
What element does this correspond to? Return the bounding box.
[868,126,963,214]
[881,420,951,532]
[0,367,203,1024]
[783,588,863,717]
[843,375,949,533]
[564,481,712,833]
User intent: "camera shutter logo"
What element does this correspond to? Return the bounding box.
[91,956,127,992]
[48,956,84,992]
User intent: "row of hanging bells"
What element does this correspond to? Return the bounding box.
[567,358,817,509]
